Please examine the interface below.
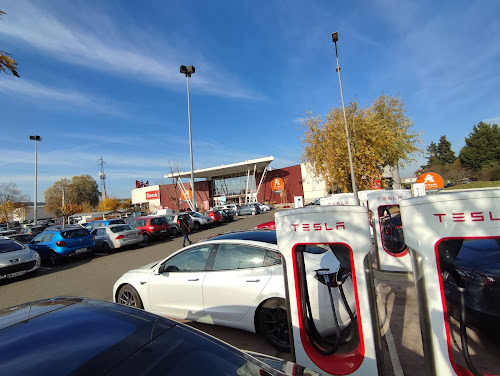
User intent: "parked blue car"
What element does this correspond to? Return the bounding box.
[28,227,95,265]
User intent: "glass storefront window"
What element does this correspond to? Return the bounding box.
[212,175,256,197]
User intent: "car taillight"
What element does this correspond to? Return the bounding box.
[149,226,155,230]
[137,231,142,236]
[115,235,125,240]
[56,241,66,247]
[92,235,95,241]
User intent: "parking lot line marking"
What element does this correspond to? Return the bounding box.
[376,279,404,376]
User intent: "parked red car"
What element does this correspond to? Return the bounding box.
[256,220,276,230]
[127,216,171,243]
[202,210,223,224]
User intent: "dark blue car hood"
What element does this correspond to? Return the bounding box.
[0,298,176,376]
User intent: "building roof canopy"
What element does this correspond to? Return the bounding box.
[164,156,274,180]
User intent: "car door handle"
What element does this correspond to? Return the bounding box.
[188,278,199,281]
[246,279,260,282]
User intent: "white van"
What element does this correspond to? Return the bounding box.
[151,208,174,216]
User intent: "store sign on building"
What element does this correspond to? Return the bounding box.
[416,172,444,189]
[181,190,192,200]
[271,177,284,192]
[145,190,159,200]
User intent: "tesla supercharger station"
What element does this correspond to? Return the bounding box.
[320,193,358,206]
[367,190,413,273]
[400,190,500,376]
[275,205,382,376]
[358,190,386,208]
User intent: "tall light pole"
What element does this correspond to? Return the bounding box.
[29,135,42,224]
[180,65,197,211]
[332,31,359,205]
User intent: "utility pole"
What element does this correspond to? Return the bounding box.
[98,156,107,200]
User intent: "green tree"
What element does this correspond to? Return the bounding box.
[0,11,20,77]
[44,178,70,217]
[301,94,421,192]
[44,175,99,216]
[436,135,456,164]
[67,174,100,207]
[459,122,500,171]
[425,142,439,167]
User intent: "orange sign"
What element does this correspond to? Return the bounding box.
[416,172,444,189]
[181,190,192,200]
[271,177,285,191]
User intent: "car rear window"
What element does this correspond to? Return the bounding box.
[110,225,134,233]
[150,218,164,226]
[109,220,125,225]
[60,229,90,239]
[0,239,24,253]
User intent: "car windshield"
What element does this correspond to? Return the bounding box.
[0,239,24,253]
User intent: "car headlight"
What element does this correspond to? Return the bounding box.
[30,251,40,261]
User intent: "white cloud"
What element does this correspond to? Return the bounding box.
[0,0,264,100]
[0,78,127,116]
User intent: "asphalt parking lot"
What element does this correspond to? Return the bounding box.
[3,209,491,376]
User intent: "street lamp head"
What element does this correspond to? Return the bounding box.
[332,31,339,43]
[29,135,42,141]
[180,65,195,77]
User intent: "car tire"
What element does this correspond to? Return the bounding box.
[49,250,61,266]
[142,233,151,243]
[194,222,200,231]
[171,227,178,236]
[117,284,143,309]
[102,242,111,252]
[258,298,291,353]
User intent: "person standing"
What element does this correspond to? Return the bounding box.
[180,215,192,247]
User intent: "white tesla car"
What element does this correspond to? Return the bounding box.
[113,230,356,351]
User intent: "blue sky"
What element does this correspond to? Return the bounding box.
[1,0,499,200]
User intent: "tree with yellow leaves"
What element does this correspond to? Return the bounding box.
[301,94,421,192]
[98,197,120,211]
[0,11,20,77]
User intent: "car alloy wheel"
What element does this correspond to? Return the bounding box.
[49,250,61,266]
[117,284,143,309]
[194,222,200,231]
[258,298,290,352]
[102,242,111,252]
[142,233,151,243]
[171,227,178,236]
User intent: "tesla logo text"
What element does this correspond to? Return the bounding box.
[433,212,500,222]
[146,190,159,200]
[291,223,345,231]
[377,196,403,201]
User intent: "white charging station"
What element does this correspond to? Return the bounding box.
[400,190,500,376]
[275,205,382,376]
[367,190,413,272]
[320,193,358,206]
[358,190,386,207]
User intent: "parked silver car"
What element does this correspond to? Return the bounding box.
[162,213,194,236]
[0,236,41,280]
[187,212,214,230]
[90,224,142,252]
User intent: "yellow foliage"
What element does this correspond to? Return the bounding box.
[98,197,120,211]
[119,199,131,210]
[0,201,15,223]
[301,94,421,193]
